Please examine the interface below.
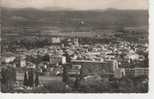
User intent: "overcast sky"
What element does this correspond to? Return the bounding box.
[1,0,148,10]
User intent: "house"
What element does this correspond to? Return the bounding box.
[2,56,16,64]
[27,62,36,69]
[67,65,82,76]
[51,37,61,44]
[15,55,26,67]
[20,55,26,67]
[1,52,16,64]
[134,67,148,77]
[49,55,66,65]
[73,38,79,47]
[125,67,148,77]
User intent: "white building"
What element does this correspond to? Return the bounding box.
[20,55,26,67]
[2,56,16,64]
[52,37,61,44]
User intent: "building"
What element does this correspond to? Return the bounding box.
[19,55,26,67]
[70,60,119,77]
[1,52,16,64]
[2,56,16,64]
[15,55,26,67]
[134,67,148,77]
[73,38,79,47]
[125,67,148,77]
[114,68,126,79]
[51,37,61,44]
[63,60,120,86]
[49,55,66,65]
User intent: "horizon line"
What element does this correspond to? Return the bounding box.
[1,6,148,11]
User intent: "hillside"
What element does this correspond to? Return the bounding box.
[2,8,148,33]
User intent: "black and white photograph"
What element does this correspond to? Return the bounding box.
[0,0,150,94]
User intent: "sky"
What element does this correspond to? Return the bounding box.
[1,0,148,10]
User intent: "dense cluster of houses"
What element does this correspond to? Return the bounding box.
[0,37,148,91]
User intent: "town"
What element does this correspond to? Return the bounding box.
[0,0,149,92]
[0,32,148,93]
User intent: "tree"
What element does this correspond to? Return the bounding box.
[34,71,39,87]
[23,71,28,86]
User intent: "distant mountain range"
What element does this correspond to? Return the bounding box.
[1,7,148,32]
